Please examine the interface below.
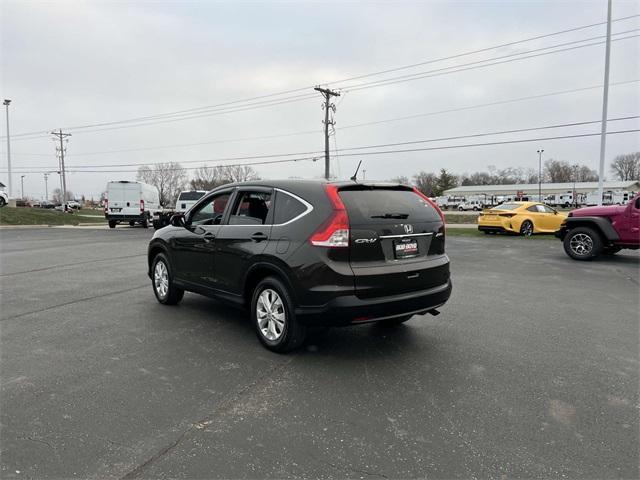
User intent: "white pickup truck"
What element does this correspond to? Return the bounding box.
[152,190,207,229]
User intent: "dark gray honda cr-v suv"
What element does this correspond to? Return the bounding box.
[148,180,452,352]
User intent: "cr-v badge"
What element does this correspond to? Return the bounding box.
[355,238,377,244]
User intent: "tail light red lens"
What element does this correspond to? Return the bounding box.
[140,199,145,213]
[310,185,350,248]
[104,199,108,213]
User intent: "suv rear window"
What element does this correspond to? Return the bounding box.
[178,191,205,201]
[274,191,307,224]
[339,188,440,224]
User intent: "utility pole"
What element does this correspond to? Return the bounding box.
[3,99,12,198]
[51,129,71,211]
[314,86,340,180]
[537,149,544,201]
[43,173,49,201]
[597,0,612,206]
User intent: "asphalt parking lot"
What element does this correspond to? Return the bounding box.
[1,227,638,479]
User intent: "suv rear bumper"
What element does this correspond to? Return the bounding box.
[105,214,147,221]
[295,279,452,326]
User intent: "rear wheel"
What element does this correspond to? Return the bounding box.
[0,197,6,207]
[563,227,603,261]
[129,220,135,227]
[520,220,534,237]
[141,216,149,228]
[108,220,116,229]
[151,253,184,305]
[252,276,305,353]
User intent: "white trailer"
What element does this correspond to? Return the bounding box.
[584,190,635,206]
[104,181,161,228]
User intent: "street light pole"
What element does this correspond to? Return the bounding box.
[20,175,25,199]
[3,99,12,198]
[573,164,580,208]
[537,149,544,201]
[597,0,612,206]
[44,173,49,201]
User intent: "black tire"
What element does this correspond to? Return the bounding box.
[129,220,135,227]
[108,220,116,229]
[151,253,184,305]
[251,276,306,353]
[520,220,534,237]
[563,227,603,261]
[380,314,413,326]
[603,246,622,255]
[0,197,6,208]
[153,219,162,230]
[141,216,149,229]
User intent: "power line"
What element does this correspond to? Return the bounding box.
[5,79,638,157]
[341,33,640,92]
[4,15,638,140]
[6,119,638,173]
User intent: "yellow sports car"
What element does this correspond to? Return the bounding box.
[477,201,567,236]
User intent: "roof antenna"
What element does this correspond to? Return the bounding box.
[350,160,362,182]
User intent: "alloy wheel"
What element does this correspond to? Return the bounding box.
[521,221,533,236]
[154,261,169,299]
[569,233,593,256]
[256,289,286,341]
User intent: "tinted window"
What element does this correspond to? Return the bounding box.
[339,188,440,224]
[229,191,272,225]
[527,205,538,212]
[274,191,307,224]
[178,191,205,201]
[190,192,231,226]
[494,203,522,211]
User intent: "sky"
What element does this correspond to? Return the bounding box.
[1,0,639,200]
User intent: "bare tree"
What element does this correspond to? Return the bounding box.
[52,188,74,203]
[575,165,599,182]
[137,162,187,207]
[390,175,410,185]
[190,165,229,190]
[544,159,574,183]
[610,152,640,181]
[220,165,260,183]
[412,171,438,196]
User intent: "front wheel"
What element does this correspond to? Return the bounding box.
[151,253,184,305]
[0,197,6,208]
[563,227,603,261]
[252,276,306,353]
[520,220,534,237]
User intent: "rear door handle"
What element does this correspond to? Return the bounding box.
[251,233,268,242]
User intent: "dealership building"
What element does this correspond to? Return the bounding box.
[443,180,640,197]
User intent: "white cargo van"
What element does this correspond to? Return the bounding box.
[104,181,161,228]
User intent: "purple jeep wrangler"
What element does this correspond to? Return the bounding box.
[556,192,640,260]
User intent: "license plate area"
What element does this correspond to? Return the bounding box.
[394,238,419,259]
[110,208,122,212]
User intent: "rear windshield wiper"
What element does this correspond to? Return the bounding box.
[371,213,409,219]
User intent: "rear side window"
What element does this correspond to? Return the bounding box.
[229,191,272,225]
[339,189,440,224]
[274,191,307,224]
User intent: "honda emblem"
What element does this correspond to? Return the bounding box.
[403,224,413,234]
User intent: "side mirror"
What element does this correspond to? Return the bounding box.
[170,213,186,227]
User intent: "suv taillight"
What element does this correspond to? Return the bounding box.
[104,199,108,213]
[140,199,145,213]
[310,185,350,248]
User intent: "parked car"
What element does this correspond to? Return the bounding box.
[67,200,81,210]
[556,193,640,260]
[147,180,452,352]
[0,191,8,207]
[477,201,567,236]
[39,201,55,209]
[104,181,162,228]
